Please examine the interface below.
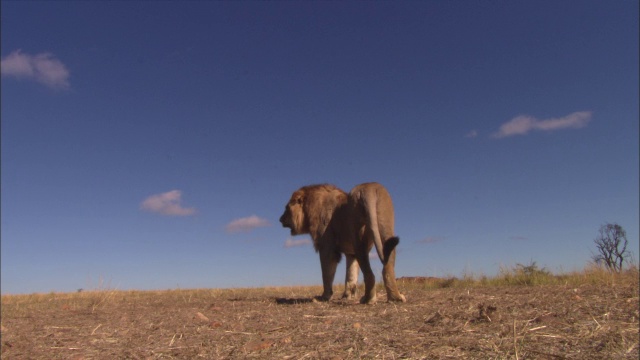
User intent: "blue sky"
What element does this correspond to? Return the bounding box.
[2,1,638,295]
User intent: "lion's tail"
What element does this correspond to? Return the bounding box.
[363,192,398,265]
[383,236,400,264]
[363,193,385,264]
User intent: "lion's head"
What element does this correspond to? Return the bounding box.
[279,188,307,236]
[279,184,347,238]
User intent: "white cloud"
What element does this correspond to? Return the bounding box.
[492,111,592,138]
[465,130,478,138]
[283,238,312,248]
[225,215,270,233]
[417,236,445,245]
[140,190,196,216]
[1,50,70,89]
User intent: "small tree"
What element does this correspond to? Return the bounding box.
[592,223,630,272]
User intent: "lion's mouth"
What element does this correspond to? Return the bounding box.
[279,215,291,229]
[282,223,298,236]
[282,223,295,234]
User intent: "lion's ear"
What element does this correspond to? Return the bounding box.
[292,191,305,205]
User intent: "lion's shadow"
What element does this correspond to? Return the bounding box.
[274,297,358,306]
[274,297,316,305]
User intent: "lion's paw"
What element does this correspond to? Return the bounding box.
[389,294,407,303]
[341,288,357,300]
[313,294,332,303]
[359,295,377,305]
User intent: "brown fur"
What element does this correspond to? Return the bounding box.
[280,182,406,304]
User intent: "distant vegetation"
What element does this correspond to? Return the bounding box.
[397,261,639,290]
[592,222,632,273]
[3,262,636,302]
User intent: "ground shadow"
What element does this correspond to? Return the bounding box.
[274,297,316,305]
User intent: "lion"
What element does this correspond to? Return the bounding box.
[279,182,406,304]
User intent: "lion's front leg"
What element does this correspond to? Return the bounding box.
[342,254,359,300]
[318,249,339,301]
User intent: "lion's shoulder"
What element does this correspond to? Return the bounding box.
[300,184,348,204]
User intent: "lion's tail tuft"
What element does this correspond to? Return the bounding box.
[383,237,400,264]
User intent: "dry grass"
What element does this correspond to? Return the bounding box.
[1,266,638,359]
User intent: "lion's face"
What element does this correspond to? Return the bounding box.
[279,190,306,235]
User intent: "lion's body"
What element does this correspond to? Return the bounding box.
[279,182,406,304]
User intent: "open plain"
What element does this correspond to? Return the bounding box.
[1,269,638,359]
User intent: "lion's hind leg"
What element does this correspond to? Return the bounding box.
[341,254,359,300]
[382,237,406,302]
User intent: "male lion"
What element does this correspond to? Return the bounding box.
[279,182,406,304]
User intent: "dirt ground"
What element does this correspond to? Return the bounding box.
[1,280,638,359]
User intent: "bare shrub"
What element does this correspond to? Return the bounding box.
[592,223,630,273]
